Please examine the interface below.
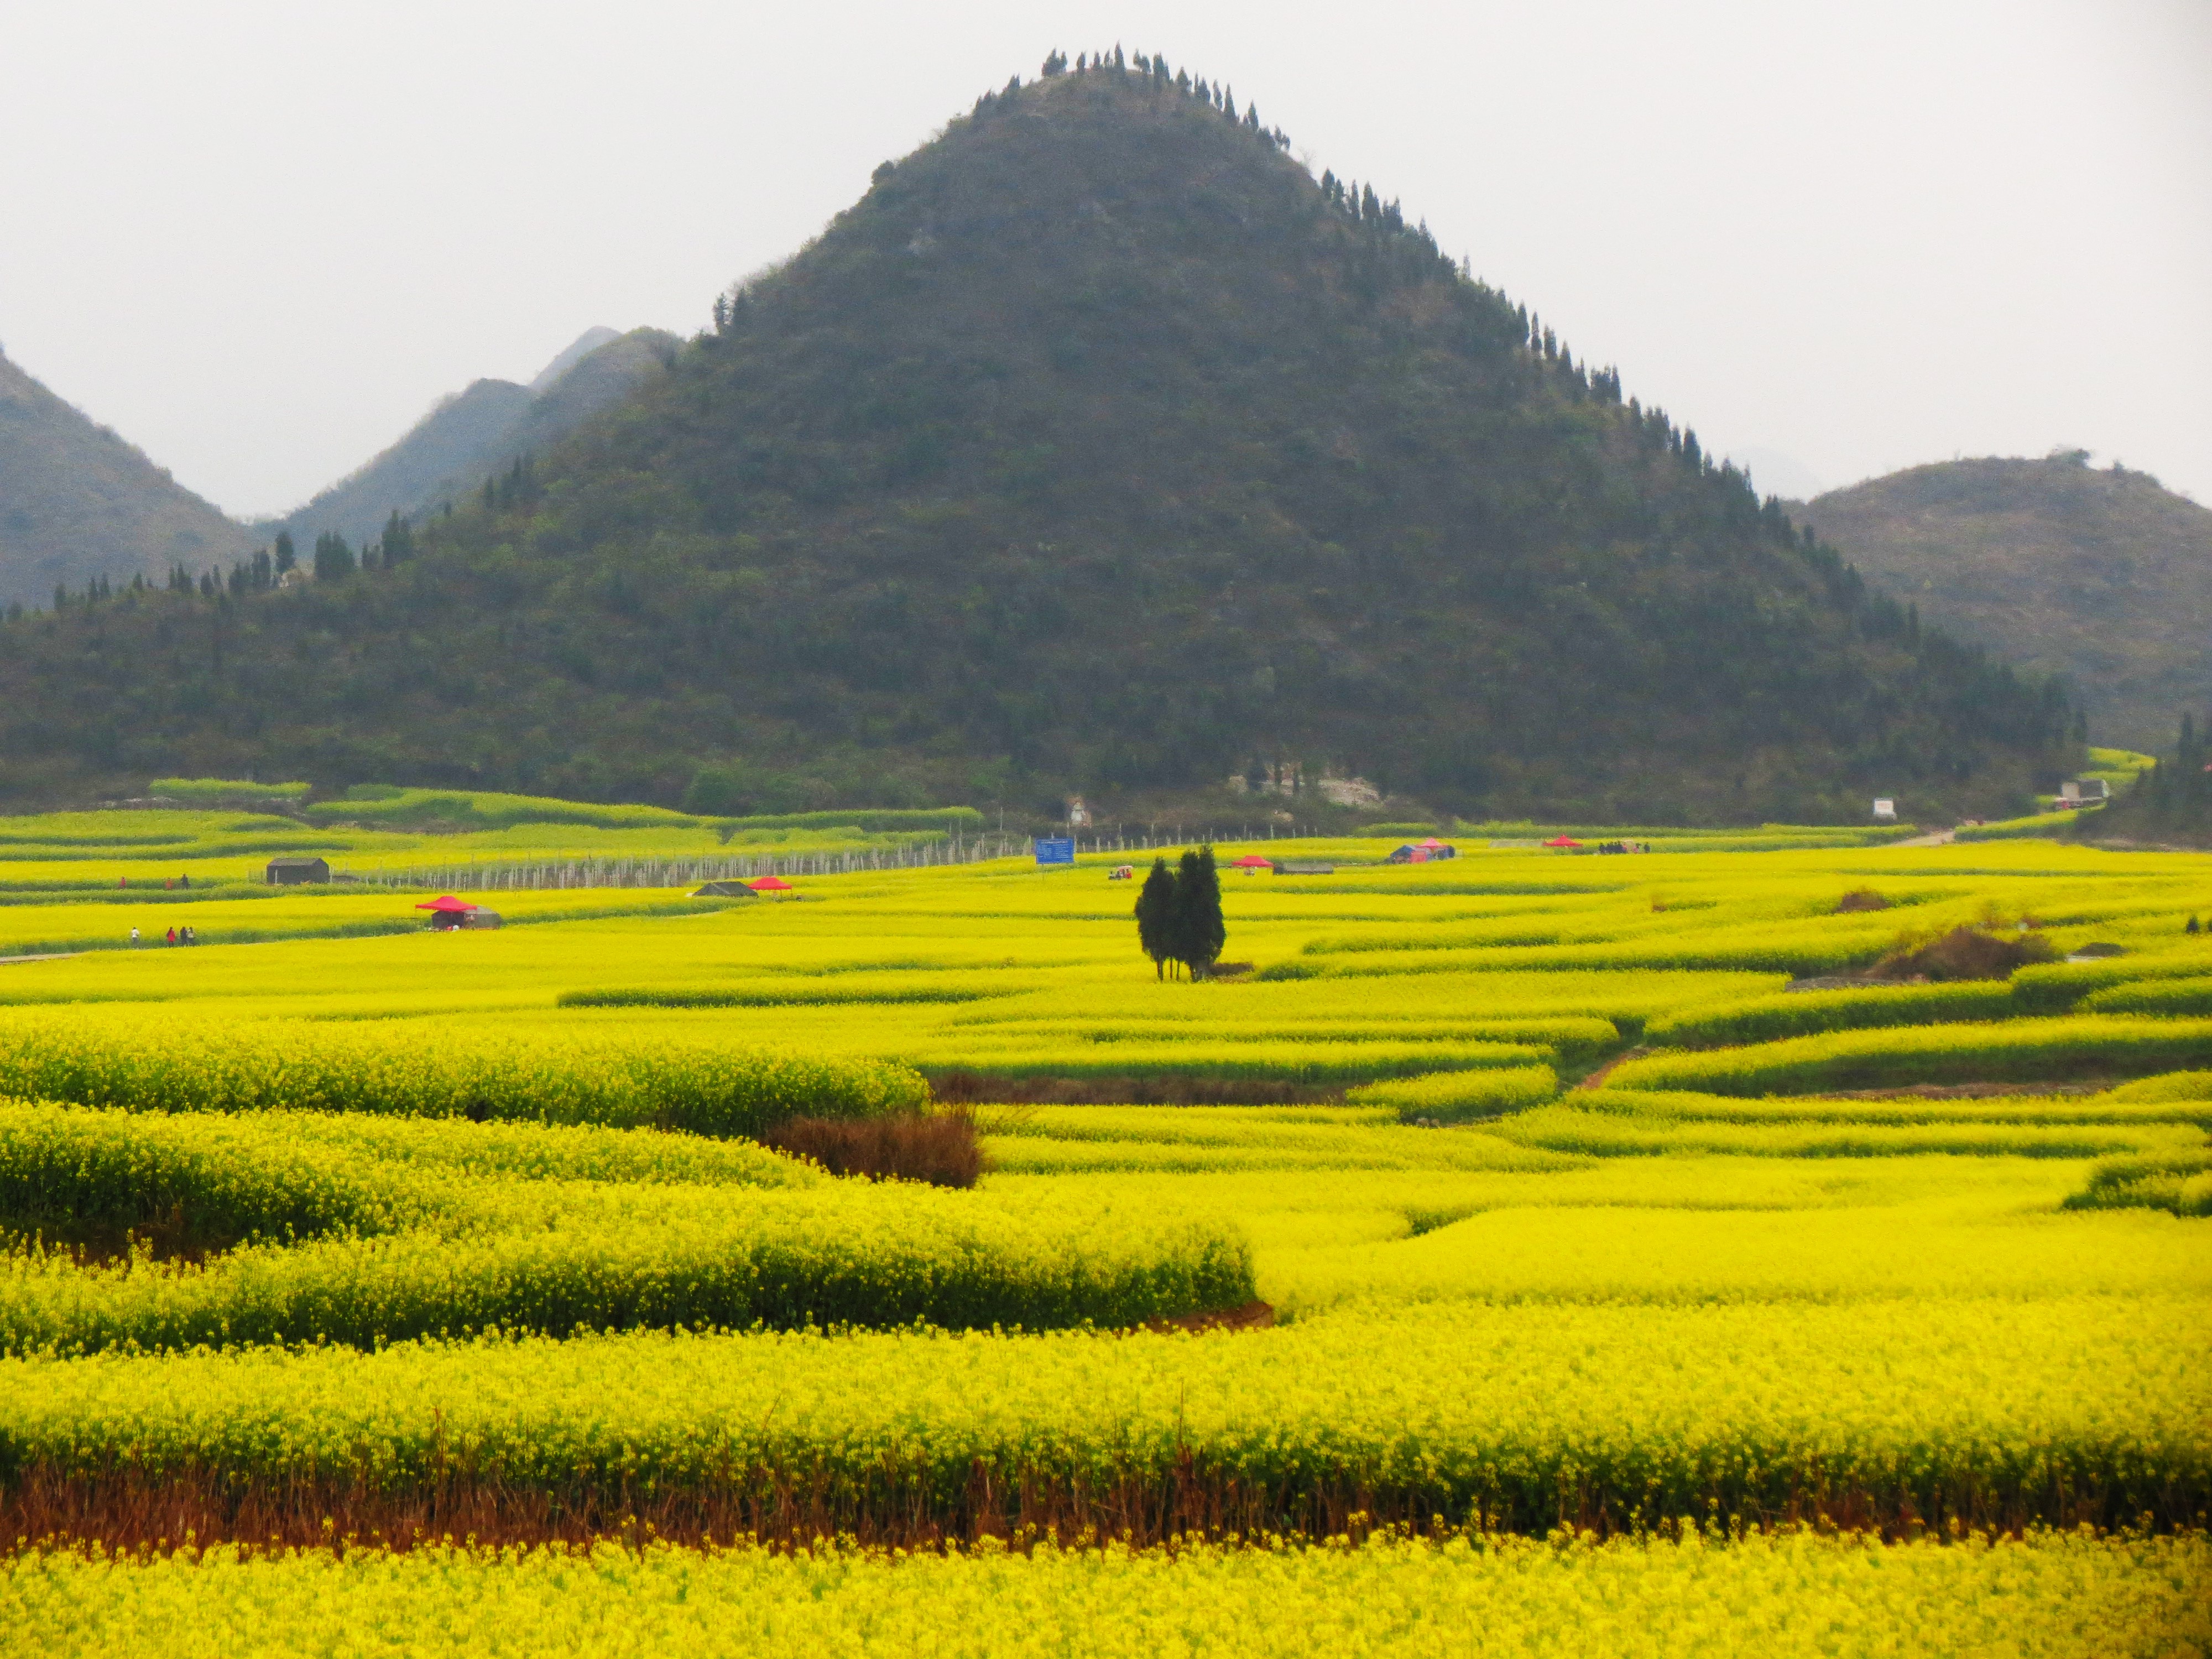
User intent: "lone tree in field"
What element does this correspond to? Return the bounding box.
[1134,846,1228,979]
[1134,856,1177,979]
[1170,846,1228,978]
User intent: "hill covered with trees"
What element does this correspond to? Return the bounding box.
[0,57,2077,821]
[1792,453,2211,751]
[0,348,254,611]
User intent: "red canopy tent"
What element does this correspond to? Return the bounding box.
[1232,854,1272,873]
[747,876,794,893]
[1543,836,1582,848]
[414,894,477,930]
[1417,838,1447,848]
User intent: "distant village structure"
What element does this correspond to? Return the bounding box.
[265,855,330,885]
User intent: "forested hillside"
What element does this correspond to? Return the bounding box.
[0,59,2076,820]
[0,349,253,611]
[1793,453,2211,750]
[266,327,676,551]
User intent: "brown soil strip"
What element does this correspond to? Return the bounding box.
[0,1464,2154,1554]
[1142,1300,1274,1335]
[1572,1048,1648,1091]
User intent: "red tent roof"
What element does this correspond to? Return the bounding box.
[747,876,794,892]
[1417,837,1447,847]
[1232,854,1273,868]
[1543,836,1581,848]
[413,895,477,912]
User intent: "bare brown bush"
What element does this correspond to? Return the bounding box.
[1837,887,1892,912]
[762,1112,983,1187]
[1866,925,2057,982]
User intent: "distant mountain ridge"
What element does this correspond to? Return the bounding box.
[265,326,675,550]
[0,348,254,609]
[1792,455,2212,750]
[0,59,2075,819]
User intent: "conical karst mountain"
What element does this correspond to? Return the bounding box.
[0,59,2073,818]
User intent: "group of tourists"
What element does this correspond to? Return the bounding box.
[125,925,200,947]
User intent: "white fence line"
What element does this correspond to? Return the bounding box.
[338,825,1317,892]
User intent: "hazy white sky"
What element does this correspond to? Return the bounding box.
[1,1,2205,518]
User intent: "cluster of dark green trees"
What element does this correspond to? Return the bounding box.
[1134,847,1228,979]
[2094,716,2212,842]
[43,513,427,614]
[1035,46,1291,150]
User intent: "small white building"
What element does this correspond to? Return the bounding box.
[1871,799,1897,822]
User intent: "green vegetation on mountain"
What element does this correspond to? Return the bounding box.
[0,58,2075,819]
[0,349,253,612]
[1792,453,2212,750]
[267,326,677,552]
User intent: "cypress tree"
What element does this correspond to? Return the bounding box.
[1134,856,1176,979]
[1170,846,1227,978]
[382,512,415,564]
[273,531,296,575]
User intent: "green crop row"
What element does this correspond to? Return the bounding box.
[0,1103,1251,1353]
[0,1012,926,1138]
[945,1015,1620,1060]
[560,985,996,1009]
[1,1295,2198,1536]
[1305,925,1900,979]
[2010,953,2212,1013]
[895,1039,1548,1086]
[1953,810,2083,842]
[1608,1016,2212,1098]
[2062,1150,2212,1218]
[2084,975,2212,1016]
[1481,1101,2188,1161]
[1551,1084,2212,1130]
[1645,983,2017,1048]
[1343,1066,1559,1124]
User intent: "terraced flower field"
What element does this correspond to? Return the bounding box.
[2,816,2208,1652]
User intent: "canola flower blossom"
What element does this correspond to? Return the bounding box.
[5,1531,2206,1659]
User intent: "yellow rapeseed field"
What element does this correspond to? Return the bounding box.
[3,815,2210,1647]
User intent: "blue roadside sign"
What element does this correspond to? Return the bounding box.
[1033,838,1075,867]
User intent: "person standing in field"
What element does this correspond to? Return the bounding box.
[129,926,140,947]
[165,926,177,946]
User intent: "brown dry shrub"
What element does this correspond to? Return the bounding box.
[1837,887,1892,912]
[1866,925,2057,982]
[762,1111,983,1187]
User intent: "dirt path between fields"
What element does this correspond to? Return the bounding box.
[1886,828,1957,848]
